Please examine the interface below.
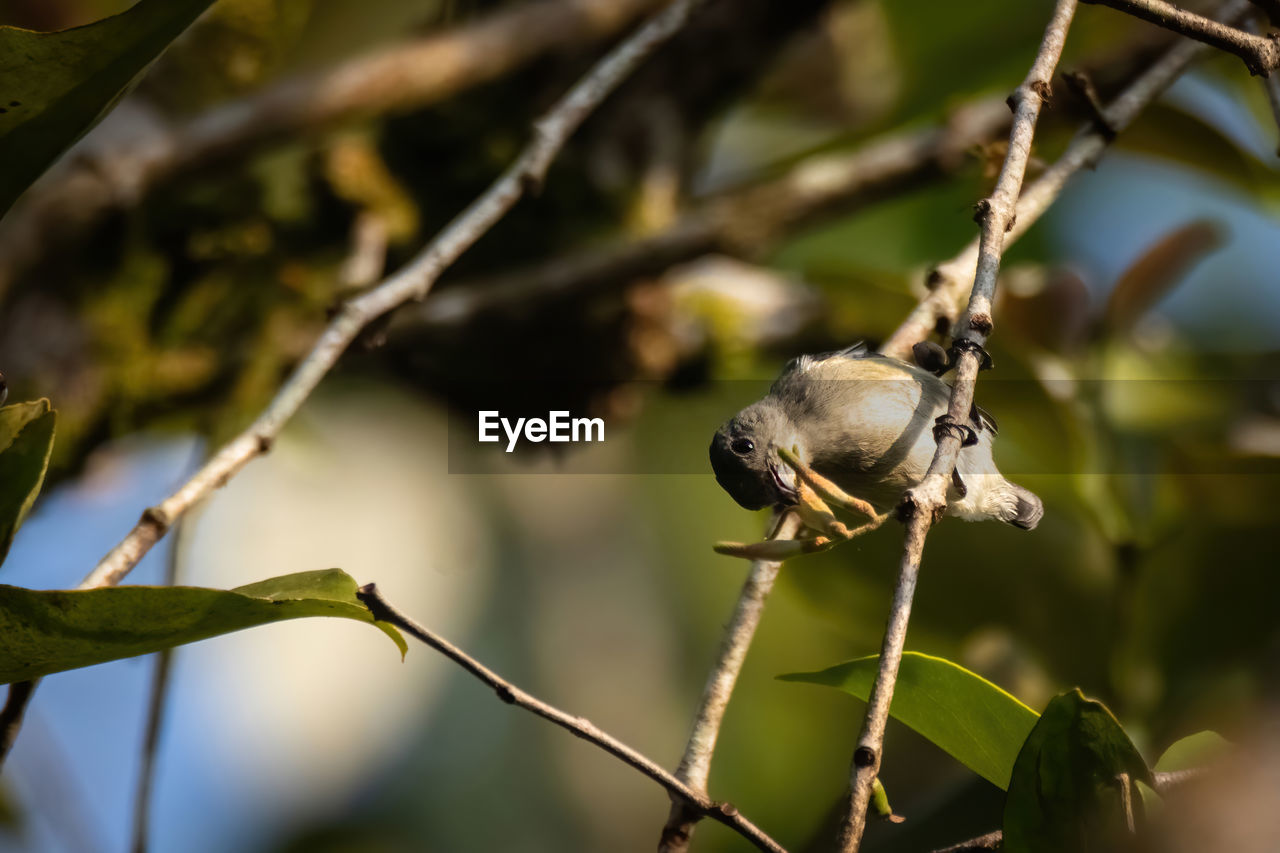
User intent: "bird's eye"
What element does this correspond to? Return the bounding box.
[730,438,754,455]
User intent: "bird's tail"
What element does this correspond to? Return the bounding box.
[1003,482,1043,530]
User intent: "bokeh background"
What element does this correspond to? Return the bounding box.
[1,0,1278,850]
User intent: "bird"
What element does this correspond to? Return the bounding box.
[708,343,1041,557]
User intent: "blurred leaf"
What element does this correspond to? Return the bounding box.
[0,399,55,568]
[1104,220,1224,335]
[1003,689,1154,853]
[0,569,406,683]
[1153,730,1229,772]
[0,0,216,217]
[877,0,1052,123]
[1117,102,1272,197]
[780,650,1039,789]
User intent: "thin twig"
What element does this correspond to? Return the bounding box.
[659,511,803,853]
[354,583,788,853]
[0,681,34,765]
[130,483,197,853]
[838,2,1080,850]
[931,830,1003,853]
[0,0,712,769]
[0,0,663,299]
[880,0,1255,360]
[1082,0,1279,74]
[1245,12,1280,154]
[81,0,710,590]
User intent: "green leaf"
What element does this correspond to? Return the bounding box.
[1003,689,1154,853]
[0,569,407,684]
[779,651,1039,789]
[0,399,56,568]
[1154,730,1229,773]
[0,0,217,217]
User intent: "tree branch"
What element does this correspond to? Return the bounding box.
[1081,0,1279,74]
[392,98,1012,333]
[842,2,1256,848]
[0,0,713,771]
[838,2,1080,850]
[931,830,1004,853]
[1245,12,1280,154]
[0,681,34,765]
[81,0,709,591]
[131,489,197,853]
[881,0,1255,360]
[0,0,664,300]
[355,583,788,853]
[659,511,803,853]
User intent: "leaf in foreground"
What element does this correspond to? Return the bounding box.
[0,569,406,684]
[780,651,1039,789]
[0,0,216,217]
[0,399,56,567]
[1002,689,1153,853]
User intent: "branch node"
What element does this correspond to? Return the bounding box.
[713,801,740,818]
[1031,78,1053,101]
[853,747,877,768]
[967,311,995,338]
[256,433,274,454]
[972,198,992,224]
[140,506,171,534]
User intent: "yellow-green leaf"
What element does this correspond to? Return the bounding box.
[0,399,56,567]
[0,0,216,217]
[0,569,406,684]
[1003,689,1153,853]
[780,651,1039,789]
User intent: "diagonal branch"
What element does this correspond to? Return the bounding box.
[881,0,1255,361]
[0,0,664,299]
[839,1,1081,850]
[355,583,787,853]
[659,511,803,853]
[0,0,713,772]
[392,98,1012,333]
[1082,0,1279,74]
[1245,12,1280,154]
[81,0,710,591]
[843,3,1255,851]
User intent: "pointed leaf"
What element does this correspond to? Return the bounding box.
[0,400,56,567]
[0,569,407,684]
[1003,689,1154,853]
[0,0,216,217]
[1154,730,1228,773]
[780,651,1039,789]
[1104,220,1223,335]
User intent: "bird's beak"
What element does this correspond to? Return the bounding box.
[769,460,798,505]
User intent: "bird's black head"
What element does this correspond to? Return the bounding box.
[709,402,798,511]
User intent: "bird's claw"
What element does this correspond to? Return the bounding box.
[715,448,888,561]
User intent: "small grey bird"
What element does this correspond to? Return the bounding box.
[709,343,1042,531]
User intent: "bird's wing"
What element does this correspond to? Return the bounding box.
[779,342,874,378]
